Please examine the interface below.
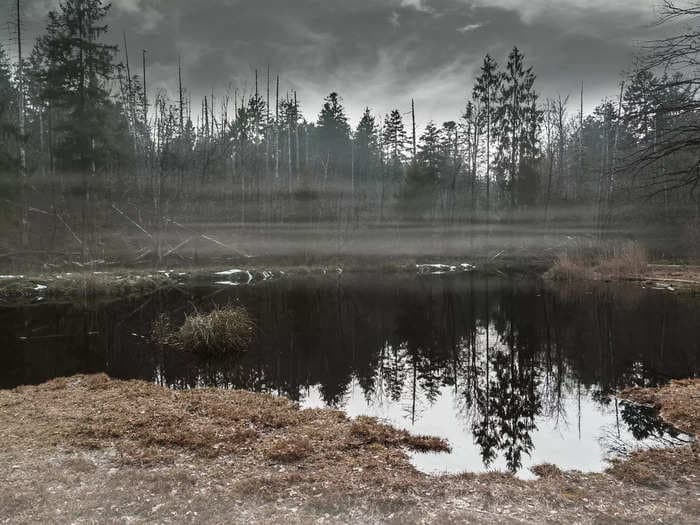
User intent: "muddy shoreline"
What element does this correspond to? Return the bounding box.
[1,258,698,302]
[1,375,697,523]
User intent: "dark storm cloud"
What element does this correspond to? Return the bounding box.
[8,0,666,127]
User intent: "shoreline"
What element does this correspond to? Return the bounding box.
[1,375,697,523]
[1,258,698,301]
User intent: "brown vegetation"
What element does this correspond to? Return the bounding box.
[1,374,698,523]
[153,306,255,354]
[546,240,649,281]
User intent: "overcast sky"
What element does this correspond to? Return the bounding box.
[4,0,674,129]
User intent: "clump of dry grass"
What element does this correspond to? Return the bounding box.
[152,306,255,354]
[348,416,450,453]
[531,463,564,478]
[546,240,648,281]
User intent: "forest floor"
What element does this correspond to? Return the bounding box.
[1,375,697,524]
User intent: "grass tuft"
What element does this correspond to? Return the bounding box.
[531,463,563,478]
[153,305,255,354]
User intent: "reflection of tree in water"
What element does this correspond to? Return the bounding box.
[600,400,691,455]
[619,401,682,442]
[3,274,697,472]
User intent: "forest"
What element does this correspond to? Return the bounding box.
[0,0,697,266]
[1,2,700,523]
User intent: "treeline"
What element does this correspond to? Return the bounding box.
[0,0,698,262]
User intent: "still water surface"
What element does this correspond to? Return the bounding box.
[1,273,696,477]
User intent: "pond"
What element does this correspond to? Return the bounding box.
[1,272,697,478]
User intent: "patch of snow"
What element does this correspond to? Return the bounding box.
[215,268,245,276]
[0,275,24,279]
[214,281,241,286]
[417,263,476,275]
[33,284,48,291]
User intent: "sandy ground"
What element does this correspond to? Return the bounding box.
[0,375,698,524]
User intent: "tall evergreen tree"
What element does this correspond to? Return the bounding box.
[316,92,350,178]
[354,107,379,187]
[496,47,542,208]
[473,54,501,216]
[382,109,408,167]
[31,0,119,173]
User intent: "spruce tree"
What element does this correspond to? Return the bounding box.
[31,0,118,173]
[496,47,542,208]
[354,107,379,186]
[316,92,350,177]
[473,54,501,216]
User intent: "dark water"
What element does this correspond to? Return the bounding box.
[1,273,697,477]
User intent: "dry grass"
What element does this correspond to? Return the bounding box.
[596,240,649,278]
[153,306,255,354]
[1,374,699,523]
[546,240,648,281]
[348,416,451,453]
[530,463,564,478]
[607,446,698,486]
[545,251,596,281]
[264,436,313,462]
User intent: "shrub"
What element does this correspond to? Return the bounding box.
[596,240,648,278]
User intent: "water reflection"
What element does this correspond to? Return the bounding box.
[1,274,697,474]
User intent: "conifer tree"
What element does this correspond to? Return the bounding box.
[496,47,542,208]
[473,54,501,217]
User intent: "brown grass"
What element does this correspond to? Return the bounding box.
[153,306,255,354]
[1,374,699,523]
[264,436,313,462]
[596,240,648,278]
[1,374,446,465]
[530,463,564,478]
[607,447,698,486]
[546,240,648,281]
[349,416,450,453]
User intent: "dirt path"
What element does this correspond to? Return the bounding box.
[1,375,698,524]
